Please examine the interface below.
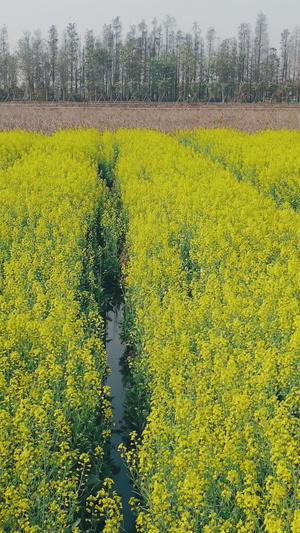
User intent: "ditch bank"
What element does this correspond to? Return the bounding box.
[98,145,137,532]
[106,306,136,532]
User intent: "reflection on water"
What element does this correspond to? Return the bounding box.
[106,305,136,532]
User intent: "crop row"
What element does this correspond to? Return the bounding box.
[0,130,121,532]
[114,130,300,532]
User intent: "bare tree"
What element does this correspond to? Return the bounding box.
[48,25,59,99]
[18,32,34,99]
[66,23,79,96]
[253,12,269,99]
[280,29,290,82]
[0,25,9,93]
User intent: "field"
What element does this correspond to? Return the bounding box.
[1,102,300,132]
[1,126,300,532]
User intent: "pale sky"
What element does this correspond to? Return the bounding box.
[2,0,300,49]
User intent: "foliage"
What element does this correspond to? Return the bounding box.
[2,13,300,102]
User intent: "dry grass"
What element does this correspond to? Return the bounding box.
[1,102,300,132]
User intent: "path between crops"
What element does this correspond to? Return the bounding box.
[106,305,136,532]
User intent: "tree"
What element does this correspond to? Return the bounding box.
[48,25,59,99]
[280,29,290,83]
[66,23,79,96]
[149,18,162,60]
[137,20,149,98]
[58,31,68,100]
[84,30,96,100]
[112,17,122,97]
[178,32,198,101]
[237,23,251,100]
[18,32,34,99]
[0,25,9,94]
[253,12,269,99]
[206,27,216,100]
[215,38,237,101]
[150,53,177,101]
[163,15,176,54]
[290,27,300,101]
[32,30,46,98]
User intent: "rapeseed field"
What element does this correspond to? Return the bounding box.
[1,127,300,532]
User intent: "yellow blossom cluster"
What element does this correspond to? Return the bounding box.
[113,129,300,532]
[179,128,300,210]
[0,129,118,532]
[0,129,42,170]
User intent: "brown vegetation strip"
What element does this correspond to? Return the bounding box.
[1,102,300,132]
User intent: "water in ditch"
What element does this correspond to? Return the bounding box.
[106,305,136,533]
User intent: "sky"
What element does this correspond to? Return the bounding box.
[2,0,300,49]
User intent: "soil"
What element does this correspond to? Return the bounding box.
[1,102,300,132]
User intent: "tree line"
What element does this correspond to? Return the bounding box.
[1,13,300,103]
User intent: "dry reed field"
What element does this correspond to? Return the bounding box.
[0,102,300,132]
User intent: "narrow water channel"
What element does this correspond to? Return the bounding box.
[106,305,136,533]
